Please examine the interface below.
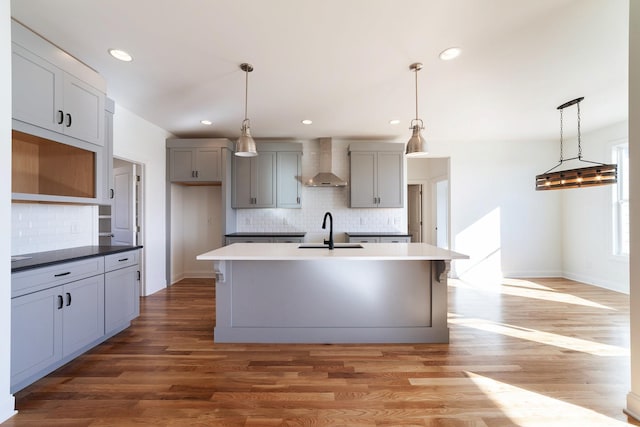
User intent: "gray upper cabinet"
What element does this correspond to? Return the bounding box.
[10,20,109,205]
[232,143,303,209]
[349,143,404,208]
[233,151,276,208]
[11,37,105,146]
[169,147,221,182]
[276,151,302,208]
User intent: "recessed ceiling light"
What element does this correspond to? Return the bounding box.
[389,119,401,125]
[301,119,313,125]
[108,48,133,62]
[200,120,212,125]
[439,47,461,61]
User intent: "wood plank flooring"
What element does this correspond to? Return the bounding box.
[3,277,639,426]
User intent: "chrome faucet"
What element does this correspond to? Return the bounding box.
[322,211,334,250]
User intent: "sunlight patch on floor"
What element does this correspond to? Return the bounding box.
[449,278,614,310]
[462,371,630,427]
[449,317,629,356]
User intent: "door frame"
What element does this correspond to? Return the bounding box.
[113,156,145,296]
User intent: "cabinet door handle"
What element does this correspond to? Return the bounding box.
[57,295,64,310]
[65,113,72,127]
[297,196,300,204]
[57,110,64,124]
[54,271,71,277]
[118,258,129,262]
[110,189,114,199]
[137,270,141,281]
[195,171,199,178]
[66,292,72,307]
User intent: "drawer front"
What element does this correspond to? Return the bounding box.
[348,237,380,243]
[12,257,104,298]
[379,236,411,243]
[226,237,273,245]
[272,237,304,243]
[104,250,139,272]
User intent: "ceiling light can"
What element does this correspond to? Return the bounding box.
[108,48,133,62]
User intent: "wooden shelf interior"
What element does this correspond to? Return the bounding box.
[12,130,95,198]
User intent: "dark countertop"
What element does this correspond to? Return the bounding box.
[345,232,411,237]
[11,245,143,273]
[225,232,306,237]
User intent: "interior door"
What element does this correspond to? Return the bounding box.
[407,184,423,242]
[112,164,136,245]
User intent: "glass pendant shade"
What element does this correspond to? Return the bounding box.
[236,119,257,157]
[406,122,428,157]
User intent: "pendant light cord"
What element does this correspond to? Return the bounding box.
[244,68,249,121]
[414,67,419,121]
[577,101,582,159]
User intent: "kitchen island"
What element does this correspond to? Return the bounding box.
[197,243,467,344]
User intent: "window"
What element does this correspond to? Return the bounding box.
[612,143,629,256]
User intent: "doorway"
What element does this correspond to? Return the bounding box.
[406,157,450,249]
[113,157,144,292]
[407,184,423,242]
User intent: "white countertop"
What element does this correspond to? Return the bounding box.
[197,242,468,261]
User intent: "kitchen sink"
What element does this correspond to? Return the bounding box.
[298,243,363,249]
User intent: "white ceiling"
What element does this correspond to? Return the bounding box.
[10,0,629,144]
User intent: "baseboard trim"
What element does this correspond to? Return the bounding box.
[0,394,16,423]
[626,392,640,422]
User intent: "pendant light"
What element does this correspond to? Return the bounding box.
[406,62,428,157]
[535,97,617,190]
[235,63,258,157]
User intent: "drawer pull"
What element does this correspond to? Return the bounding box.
[57,295,63,310]
[54,272,71,277]
[66,292,72,307]
[57,110,64,124]
[118,258,129,262]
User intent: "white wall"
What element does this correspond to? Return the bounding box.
[562,121,629,293]
[170,185,221,283]
[429,138,564,282]
[627,0,640,420]
[112,105,172,296]
[1,1,16,422]
[235,139,407,243]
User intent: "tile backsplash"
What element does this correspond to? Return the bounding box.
[12,203,97,255]
[235,187,406,243]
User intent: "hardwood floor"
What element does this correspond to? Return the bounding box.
[3,277,639,426]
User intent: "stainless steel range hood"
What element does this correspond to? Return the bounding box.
[305,138,348,187]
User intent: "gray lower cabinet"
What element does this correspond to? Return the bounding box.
[10,249,140,393]
[104,251,140,335]
[11,274,104,392]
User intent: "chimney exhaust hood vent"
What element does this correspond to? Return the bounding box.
[305,138,348,187]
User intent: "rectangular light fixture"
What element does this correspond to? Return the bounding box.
[535,163,617,191]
